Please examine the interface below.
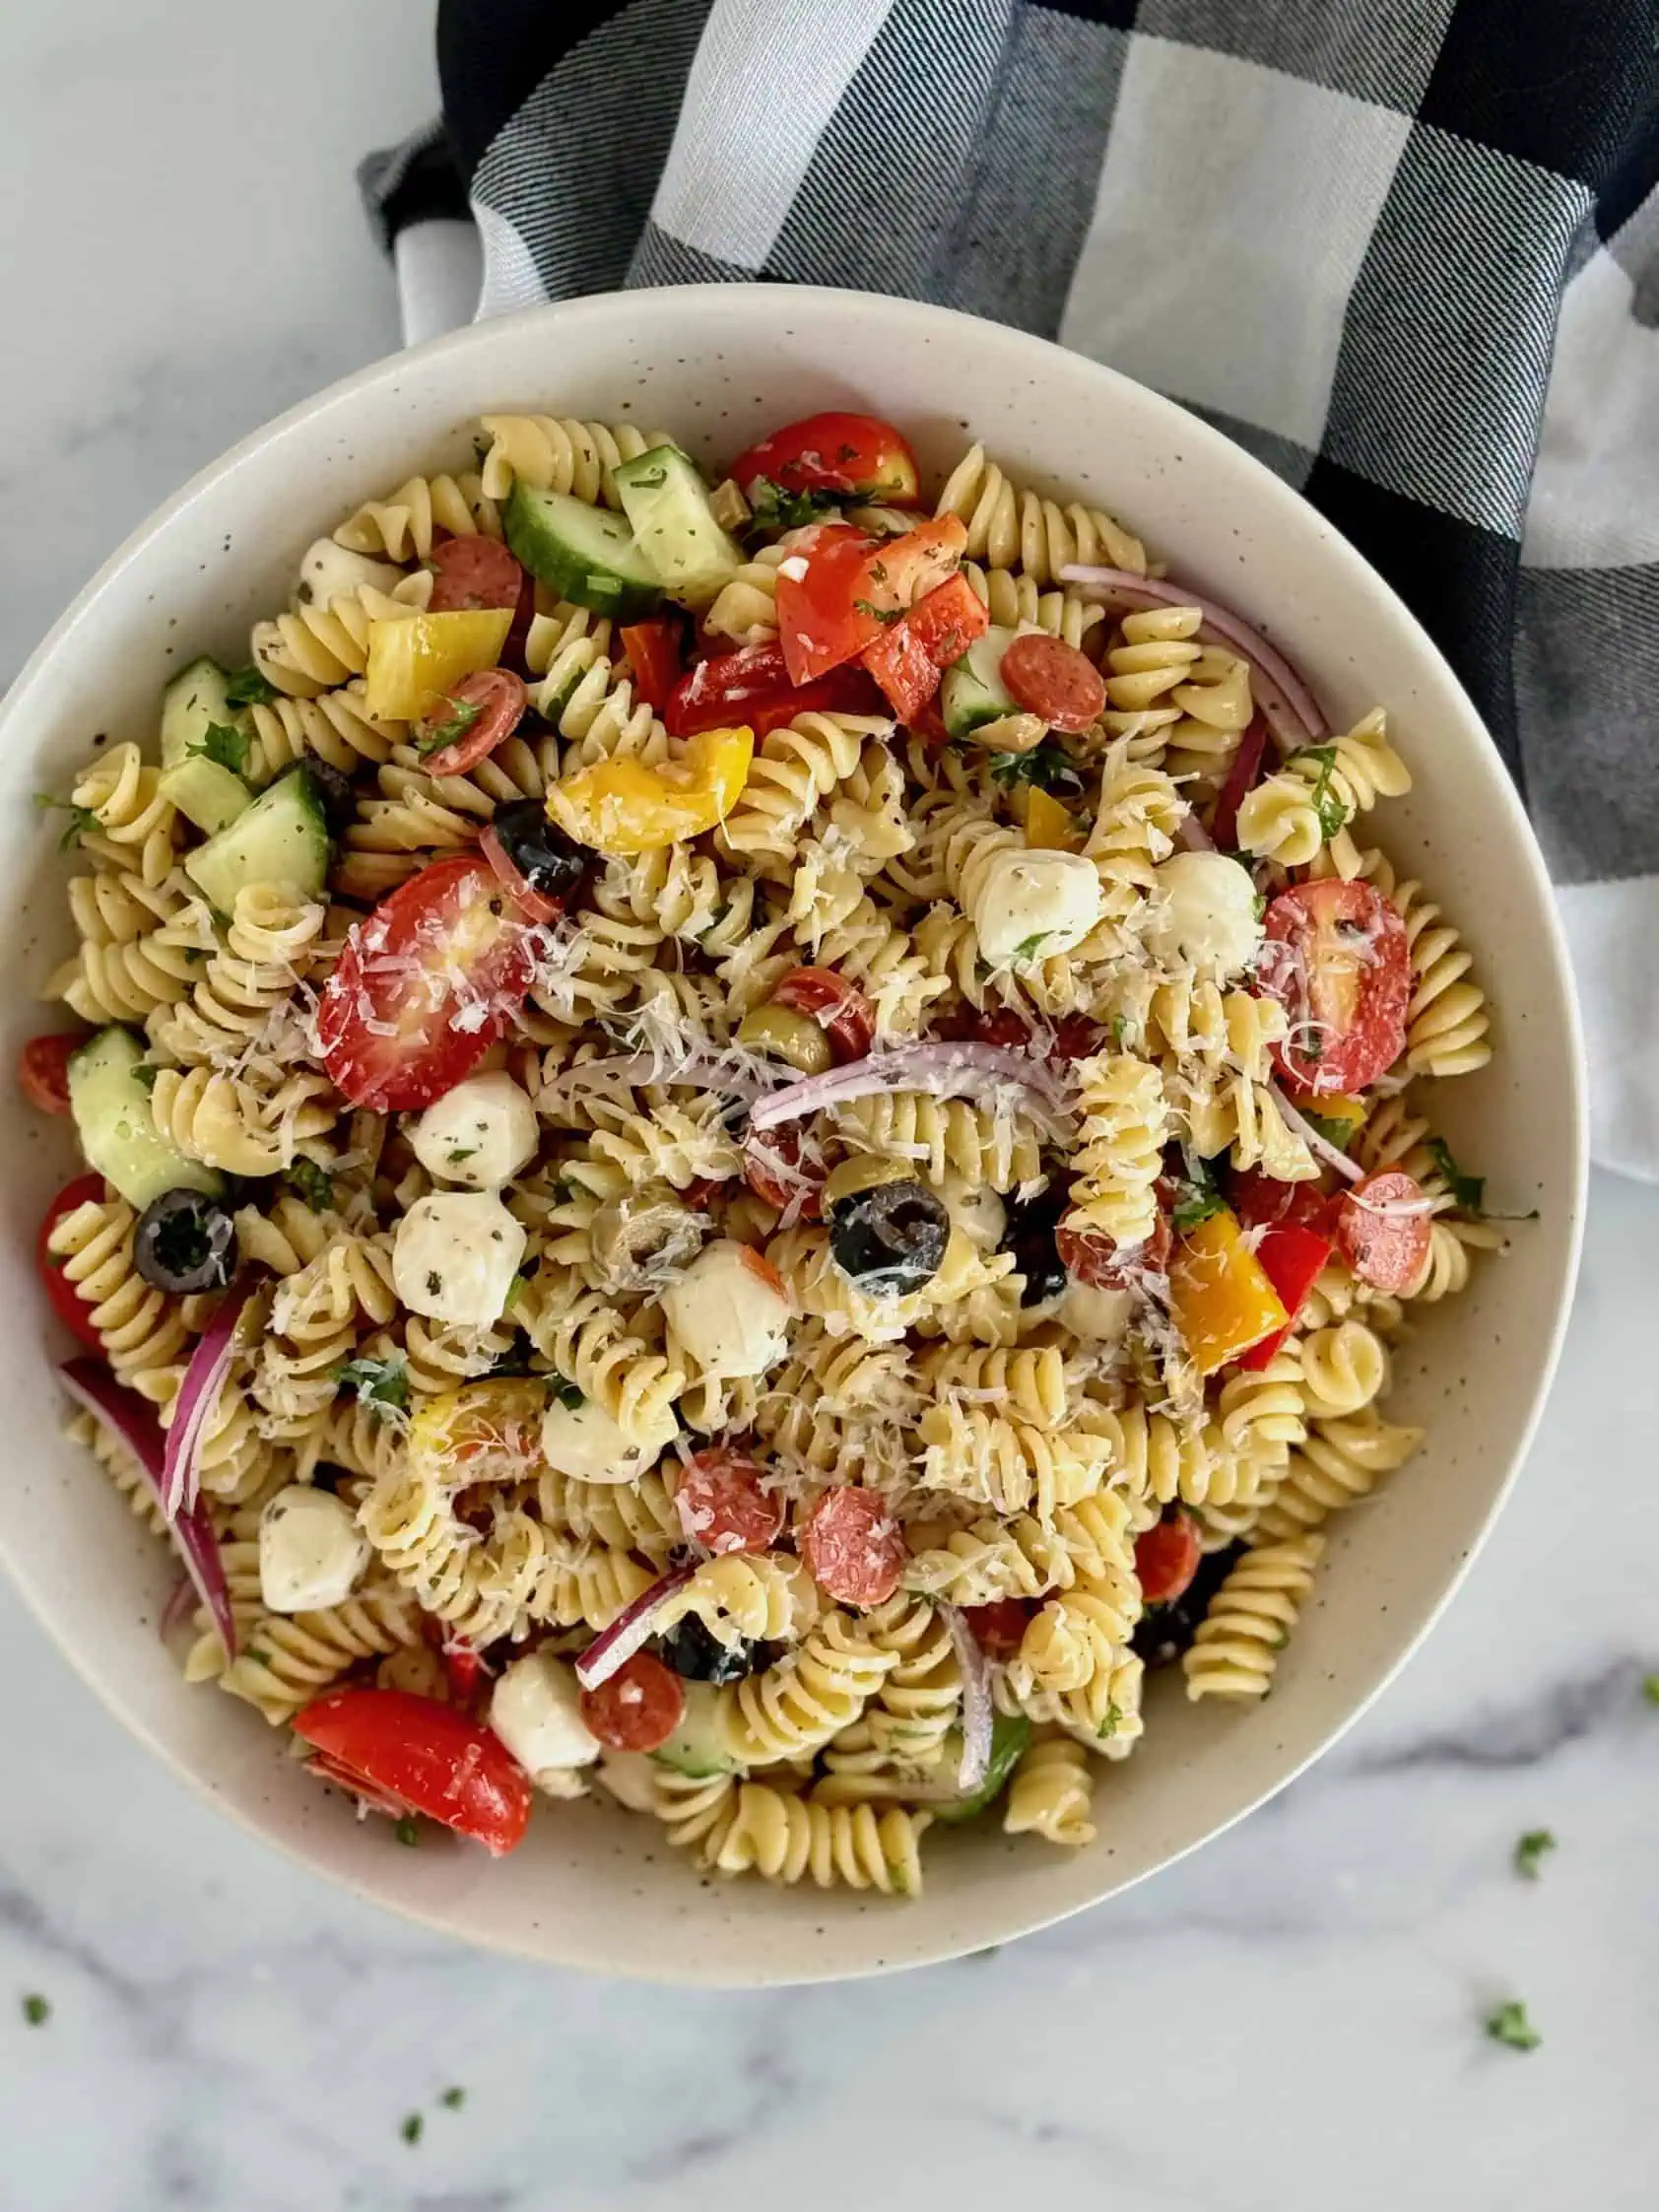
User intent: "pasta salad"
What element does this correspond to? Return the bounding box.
[32,405,1499,1895]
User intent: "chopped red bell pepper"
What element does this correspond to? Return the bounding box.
[861,616,942,722]
[620,620,683,712]
[776,517,967,685]
[1231,1220,1334,1370]
[665,639,880,740]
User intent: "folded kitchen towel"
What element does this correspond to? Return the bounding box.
[364,0,1659,1177]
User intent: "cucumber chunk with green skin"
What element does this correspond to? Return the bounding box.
[939,625,1023,740]
[647,1680,739,1777]
[932,1712,1032,1823]
[502,482,664,622]
[183,770,329,911]
[161,657,238,771]
[158,758,251,836]
[68,1027,224,1210]
[158,656,255,832]
[613,445,743,605]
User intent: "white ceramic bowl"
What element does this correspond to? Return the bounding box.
[0,286,1583,1983]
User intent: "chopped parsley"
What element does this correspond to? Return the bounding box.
[416,695,484,757]
[1110,1013,1132,1048]
[746,477,837,534]
[1425,1135,1486,1215]
[130,1062,161,1095]
[1485,2000,1541,2052]
[186,720,251,776]
[21,1994,49,2028]
[33,792,99,850]
[394,1814,420,1847]
[1011,931,1051,962]
[1290,744,1351,841]
[1097,1703,1123,1740]
[1642,1673,1659,1706]
[1171,1158,1226,1232]
[334,1355,410,1417]
[1298,1106,1359,1153]
[1513,1829,1557,1880]
[851,598,905,626]
[502,1261,536,1313]
[439,2086,466,2111]
[285,1157,335,1213]
[554,1379,585,1411]
[224,665,278,708]
[446,1147,478,1168]
[989,743,1084,796]
[629,465,668,490]
[401,2112,424,2146]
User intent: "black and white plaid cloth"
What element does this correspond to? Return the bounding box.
[365,0,1659,1176]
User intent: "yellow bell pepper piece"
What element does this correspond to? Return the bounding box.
[364,608,513,720]
[548,724,755,855]
[1024,786,1078,850]
[408,1377,548,1479]
[1313,1093,1366,1142]
[1167,1206,1289,1376]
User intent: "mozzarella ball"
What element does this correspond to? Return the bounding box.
[970,848,1103,966]
[410,1072,539,1191]
[258,1484,369,1614]
[489,1651,601,1787]
[1145,849,1262,978]
[1060,1279,1135,1345]
[662,1239,791,1378]
[298,536,404,607]
[392,1191,526,1327]
[540,1392,675,1484]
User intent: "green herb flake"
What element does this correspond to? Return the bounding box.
[401,2112,424,2145]
[1642,1673,1659,1706]
[1011,932,1051,963]
[334,1355,410,1417]
[1171,1159,1226,1232]
[394,1814,420,1848]
[417,695,485,758]
[22,1993,49,2028]
[555,1379,585,1411]
[989,743,1083,796]
[745,477,838,534]
[1110,1014,1131,1048]
[446,1147,478,1168]
[1426,1135,1486,1215]
[131,1062,161,1095]
[851,597,905,626]
[1485,2000,1542,2052]
[1097,1702,1123,1740]
[1513,1829,1557,1880]
[224,665,278,709]
[1298,1107,1358,1153]
[33,792,99,850]
[186,720,251,777]
[440,2086,466,2111]
[285,1157,335,1213]
[1288,744,1351,842]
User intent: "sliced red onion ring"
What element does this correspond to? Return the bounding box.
[942,1604,993,1794]
[1175,813,1216,854]
[574,1563,697,1691]
[158,1571,196,1643]
[164,1274,261,1516]
[1268,1084,1364,1183]
[749,1042,1070,1132]
[60,1358,236,1658]
[1058,566,1327,751]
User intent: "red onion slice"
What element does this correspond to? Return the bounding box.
[1211,711,1272,852]
[574,1564,697,1691]
[942,1604,994,1794]
[1175,813,1216,854]
[749,1042,1070,1132]
[164,1274,261,1516]
[60,1358,236,1658]
[1268,1084,1364,1183]
[1058,566,1327,750]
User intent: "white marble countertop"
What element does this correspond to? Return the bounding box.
[3,7,1656,2208]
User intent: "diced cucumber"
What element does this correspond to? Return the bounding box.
[183,769,330,911]
[161,657,237,770]
[68,1027,224,1210]
[647,1681,737,1778]
[502,482,664,622]
[159,758,252,836]
[613,445,742,605]
[158,656,254,833]
[932,1712,1031,1824]
[939,624,1022,740]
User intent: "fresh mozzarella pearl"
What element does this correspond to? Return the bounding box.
[298,537,404,607]
[490,1651,601,1785]
[971,848,1103,965]
[595,1751,660,1813]
[1145,849,1262,977]
[662,1239,791,1378]
[257,1485,369,1613]
[392,1191,526,1326]
[410,1072,539,1190]
[540,1393,675,1483]
[1060,1279,1135,1344]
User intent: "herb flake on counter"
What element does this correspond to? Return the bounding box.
[440,2086,466,2111]
[394,1815,420,1847]
[1513,1829,1556,1880]
[22,1993,49,2028]
[401,2112,424,2145]
[1486,2000,1542,2052]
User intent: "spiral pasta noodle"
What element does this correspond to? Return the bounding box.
[1182,1536,1326,1701]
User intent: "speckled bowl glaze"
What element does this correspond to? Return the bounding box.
[0,287,1584,1982]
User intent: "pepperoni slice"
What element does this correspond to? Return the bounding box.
[19,1033,78,1115]
[800,1487,905,1608]
[742,1122,826,1221]
[1335,1171,1433,1294]
[1057,1206,1172,1287]
[961,1599,1033,1656]
[675,1448,785,1556]
[417,667,528,777]
[999,633,1106,734]
[968,1007,1031,1051]
[770,968,875,1062]
[578,1651,685,1753]
[1135,1512,1202,1605]
[426,533,524,614]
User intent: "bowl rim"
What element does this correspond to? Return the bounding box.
[0,283,1587,1981]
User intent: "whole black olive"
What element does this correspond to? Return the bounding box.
[279,759,354,836]
[491,800,588,907]
[134,1187,237,1296]
[1133,1540,1243,1669]
[656,1614,780,1684]
[829,1176,949,1294]
[999,1178,1068,1306]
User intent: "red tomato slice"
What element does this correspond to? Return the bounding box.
[742,1122,826,1221]
[1261,879,1411,1097]
[440,1641,489,1707]
[665,639,881,740]
[293,1687,532,1854]
[416,667,527,776]
[478,821,563,926]
[728,410,921,505]
[860,616,942,723]
[771,967,875,1062]
[1335,1171,1433,1293]
[19,1033,79,1115]
[1135,1513,1202,1605]
[675,1447,785,1555]
[800,1487,905,1607]
[621,619,683,712]
[1231,1221,1334,1370]
[1210,709,1270,851]
[961,1598,1033,1657]
[579,1651,685,1752]
[1057,1206,1172,1287]
[38,1173,110,1351]
[316,854,537,1111]
[904,572,989,668]
[426,533,524,614]
[773,524,884,685]
[1000,633,1106,733]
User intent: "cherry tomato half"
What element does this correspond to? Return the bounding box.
[742,1122,826,1221]
[37,1173,108,1351]
[1056,1206,1172,1288]
[416,666,527,777]
[774,519,967,686]
[1260,879,1411,1098]
[1335,1170,1433,1293]
[621,619,683,712]
[665,639,881,741]
[1135,1512,1202,1606]
[579,1651,685,1753]
[19,1032,80,1116]
[426,533,524,614]
[316,854,537,1111]
[771,967,875,1062]
[293,1687,533,1854]
[800,1487,905,1608]
[675,1447,785,1556]
[728,410,921,506]
[961,1598,1033,1657]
